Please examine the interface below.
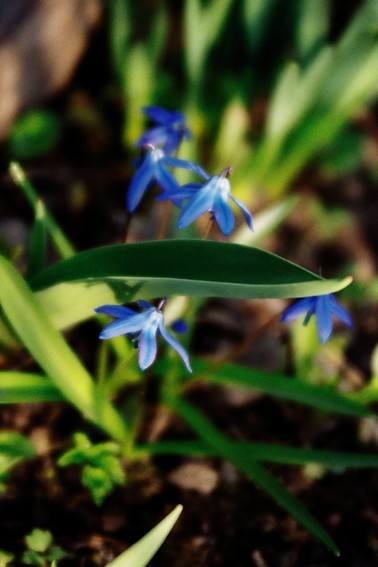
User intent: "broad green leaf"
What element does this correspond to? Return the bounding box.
[29,240,352,332]
[0,256,128,443]
[138,439,378,469]
[191,359,371,417]
[106,505,183,567]
[0,372,64,403]
[0,432,35,459]
[172,398,339,554]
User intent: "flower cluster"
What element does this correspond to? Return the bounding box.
[127,107,253,237]
[96,106,353,371]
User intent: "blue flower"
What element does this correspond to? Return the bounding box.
[280,293,353,343]
[157,166,253,236]
[95,299,192,372]
[127,145,202,212]
[136,106,192,155]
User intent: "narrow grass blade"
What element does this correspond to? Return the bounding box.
[27,200,47,279]
[9,162,75,260]
[138,440,378,469]
[106,505,183,567]
[0,372,63,403]
[191,359,371,417]
[0,255,128,443]
[172,398,339,555]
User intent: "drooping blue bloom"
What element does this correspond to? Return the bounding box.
[157,166,253,236]
[127,145,204,212]
[280,293,353,343]
[136,106,192,155]
[95,299,192,372]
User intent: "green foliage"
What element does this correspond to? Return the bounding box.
[58,433,126,505]
[22,240,351,337]
[0,549,15,567]
[172,397,339,554]
[0,255,129,444]
[22,529,66,567]
[0,432,36,494]
[106,505,182,567]
[8,110,60,159]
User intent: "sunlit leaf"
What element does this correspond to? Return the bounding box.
[106,505,183,567]
[28,240,352,332]
[0,256,128,443]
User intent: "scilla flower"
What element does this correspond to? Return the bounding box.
[95,299,192,372]
[127,145,202,212]
[157,166,253,236]
[136,106,192,155]
[281,293,353,343]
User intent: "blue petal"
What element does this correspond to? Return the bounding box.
[99,310,152,340]
[169,110,187,124]
[138,318,159,369]
[163,132,183,155]
[230,195,253,231]
[329,295,353,328]
[137,300,154,309]
[158,319,192,372]
[315,295,333,343]
[165,157,209,180]
[143,106,174,125]
[177,179,218,229]
[280,297,317,322]
[154,162,180,194]
[212,194,235,236]
[127,159,154,212]
[156,185,200,203]
[136,126,170,149]
[95,305,137,318]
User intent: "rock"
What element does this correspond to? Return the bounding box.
[0,0,102,139]
[168,461,219,495]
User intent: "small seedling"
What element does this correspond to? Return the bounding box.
[58,432,126,505]
[22,529,66,566]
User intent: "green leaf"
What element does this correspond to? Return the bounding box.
[192,359,371,417]
[0,255,128,443]
[8,110,60,159]
[0,372,64,403]
[172,398,339,555]
[0,432,35,459]
[296,0,330,62]
[25,529,52,553]
[27,200,47,279]
[184,0,233,88]
[106,505,183,567]
[29,240,352,332]
[9,162,75,260]
[138,439,378,469]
